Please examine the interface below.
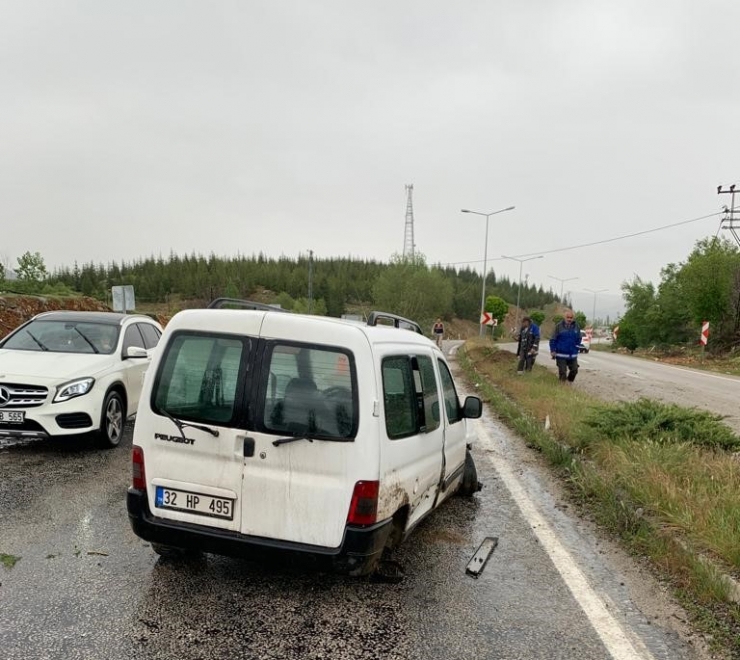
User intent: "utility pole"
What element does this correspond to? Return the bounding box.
[308,250,314,314]
[585,288,607,327]
[549,275,579,302]
[461,206,516,336]
[717,183,740,246]
[502,255,544,331]
[403,184,415,258]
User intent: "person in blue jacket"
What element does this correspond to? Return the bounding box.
[549,310,581,383]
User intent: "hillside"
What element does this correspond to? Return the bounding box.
[0,295,111,339]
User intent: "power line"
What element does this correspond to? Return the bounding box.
[511,210,722,259]
[441,210,722,268]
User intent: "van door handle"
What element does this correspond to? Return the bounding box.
[243,436,255,458]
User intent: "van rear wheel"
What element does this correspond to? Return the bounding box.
[151,543,200,561]
[459,449,482,496]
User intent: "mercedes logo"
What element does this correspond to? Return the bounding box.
[0,386,9,407]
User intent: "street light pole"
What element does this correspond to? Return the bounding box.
[549,275,579,303]
[502,255,544,332]
[461,206,516,336]
[585,288,608,326]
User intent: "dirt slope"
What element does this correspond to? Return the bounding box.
[0,295,111,339]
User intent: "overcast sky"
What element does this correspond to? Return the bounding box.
[2,1,739,317]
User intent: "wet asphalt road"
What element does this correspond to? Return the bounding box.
[0,351,705,660]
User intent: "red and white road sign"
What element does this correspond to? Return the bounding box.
[480,312,496,326]
[700,321,709,346]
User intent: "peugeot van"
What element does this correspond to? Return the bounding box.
[127,304,482,576]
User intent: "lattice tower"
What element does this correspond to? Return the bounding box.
[403,184,415,258]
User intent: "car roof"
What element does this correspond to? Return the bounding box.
[32,311,155,326]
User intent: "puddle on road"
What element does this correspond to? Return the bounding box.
[0,437,38,450]
[422,528,468,545]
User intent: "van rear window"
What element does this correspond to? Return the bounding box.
[262,344,357,439]
[153,333,246,426]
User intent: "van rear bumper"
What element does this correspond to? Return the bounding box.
[127,487,393,575]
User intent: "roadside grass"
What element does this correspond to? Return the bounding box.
[459,339,740,654]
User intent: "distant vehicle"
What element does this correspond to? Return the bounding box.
[0,311,163,447]
[578,330,591,353]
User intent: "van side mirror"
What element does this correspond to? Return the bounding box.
[124,346,148,359]
[462,396,482,419]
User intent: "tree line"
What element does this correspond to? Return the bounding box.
[616,237,740,352]
[1,250,561,330]
[17,237,739,353]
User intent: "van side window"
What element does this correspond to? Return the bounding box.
[382,354,440,439]
[262,344,357,439]
[437,359,461,423]
[153,334,246,426]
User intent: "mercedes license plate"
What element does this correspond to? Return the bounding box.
[0,411,24,424]
[155,486,234,520]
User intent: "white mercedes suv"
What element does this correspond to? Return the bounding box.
[0,311,162,448]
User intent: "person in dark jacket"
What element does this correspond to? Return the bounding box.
[516,316,540,373]
[549,310,581,383]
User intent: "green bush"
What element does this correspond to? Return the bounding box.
[529,310,545,326]
[584,398,740,450]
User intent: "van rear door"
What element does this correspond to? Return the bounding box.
[146,328,256,533]
[242,337,362,549]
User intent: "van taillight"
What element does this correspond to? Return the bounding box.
[132,445,146,490]
[347,480,379,526]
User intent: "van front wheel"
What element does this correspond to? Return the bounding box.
[459,450,482,496]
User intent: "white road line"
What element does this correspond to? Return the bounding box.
[476,421,654,660]
[638,361,740,384]
[589,352,740,384]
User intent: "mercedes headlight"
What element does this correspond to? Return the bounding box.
[53,378,95,403]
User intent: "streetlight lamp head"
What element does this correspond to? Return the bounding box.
[460,209,471,213]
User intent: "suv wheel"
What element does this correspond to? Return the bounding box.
[98,391,125,448]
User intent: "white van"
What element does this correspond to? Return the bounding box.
[127,303,482,576]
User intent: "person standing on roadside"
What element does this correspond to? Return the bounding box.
[549,310,581,383]
[432,317,445,348]
[516,316,540,373]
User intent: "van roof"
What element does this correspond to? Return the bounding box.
[166,308,433,347]
[204,299,423,335]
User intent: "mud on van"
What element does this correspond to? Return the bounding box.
[126,304,482,576]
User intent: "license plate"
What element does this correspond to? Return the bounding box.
[155,486,234,520]
[0,411,24,424]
